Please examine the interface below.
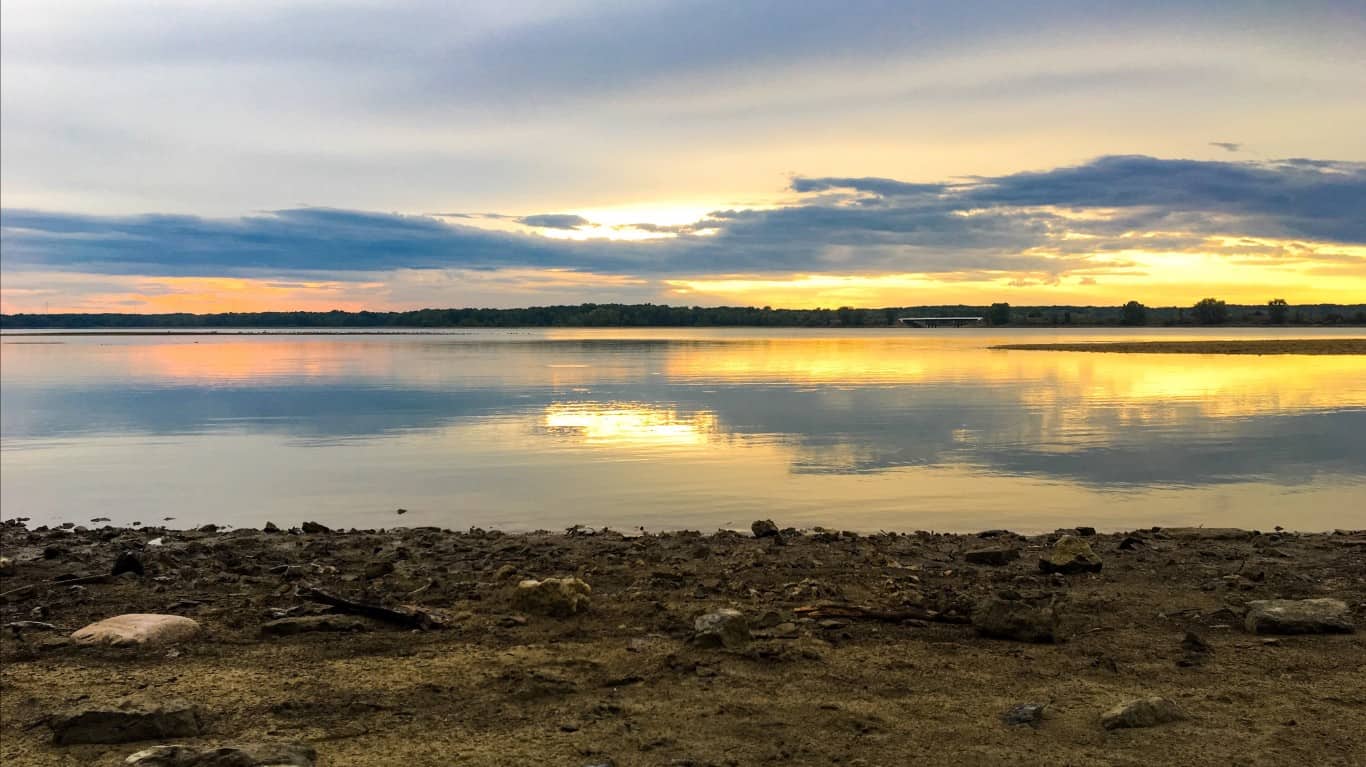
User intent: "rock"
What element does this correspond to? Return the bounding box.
[751,519,780,539]
[1117,536,1143,550]
[513,577,592,617]
[113,551,145,577]
[260,615,370,637]
[1075,526,1097,536]
[262,522,281,533]
[1178,630,1212,667]
[363,560,395,579]
[1039,535,1103,574]
[1100,697,1187,730]
[197,524,218,533]
[965,547,1020,566]
[976,529,1014,538]
[493,563,518,580]
[1244,598,1354,635]
[971,596,1057,643]
[1001,703,1046,727]
[693,608,751,649]
[300,521,330,534]
[50,696,202,745]
[0,556,15,576]
[72,614,201,647]
[125,742,316,766]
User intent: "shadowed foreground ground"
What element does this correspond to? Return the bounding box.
[991,338,1366,355]
[2,521,1363,766]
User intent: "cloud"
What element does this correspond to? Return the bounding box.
[517,213,593,229]
[4,156,1364,287]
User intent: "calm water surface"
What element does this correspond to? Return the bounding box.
[3,327,1364,532]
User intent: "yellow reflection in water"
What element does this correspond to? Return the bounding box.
[543,403,719,447]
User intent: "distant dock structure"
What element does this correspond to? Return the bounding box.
[897,316,984,328]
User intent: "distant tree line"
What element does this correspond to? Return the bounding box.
[3,300,1364,329]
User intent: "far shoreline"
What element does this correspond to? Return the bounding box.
[992,338,1366,355]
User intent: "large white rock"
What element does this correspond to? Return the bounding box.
[72,614,201,647]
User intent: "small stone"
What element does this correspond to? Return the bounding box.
[125,741,316,766]
[693,608,751,649]
[1117,536,1143,550]
[965,548,1020,566]
[751,519,780,539]
[300,521,330,534]
[1244,598,1354,635]
[1100,697,1186,730]
[260,615,370,637]
[112,551,145,577]
[971,597,1057,643]
[493,563,518,580]
[51,696,201,745]
[395,508,408,515]
[1001,703,1046,727]
[513,577,592,617]
[363,560,395,580]
[72,614,201,647]
[1039,535,1103,574]
[976,529,1014,538]
[0,556,15,576]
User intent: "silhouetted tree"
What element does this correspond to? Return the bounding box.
[1268,298,1289,325]
[988,302,1011,326]
[1192,297,1229,325]
[1120,301,1148,326]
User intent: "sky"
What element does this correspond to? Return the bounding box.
[2,0,1364,313]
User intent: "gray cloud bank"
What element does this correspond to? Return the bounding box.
[3,155,1363,281]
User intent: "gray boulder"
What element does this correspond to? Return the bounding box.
[1244,598,1354,635]
[972,596,1058,643]
[693,608,751,649]
[1101,697,1186,730]
[51,696,202,745]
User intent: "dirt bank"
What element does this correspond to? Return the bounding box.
[990,338,1366,355]
[2,520,1364,766]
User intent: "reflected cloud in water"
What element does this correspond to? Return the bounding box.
[3,329,1364,529]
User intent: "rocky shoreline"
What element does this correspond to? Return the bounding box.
[2,519,1363,766]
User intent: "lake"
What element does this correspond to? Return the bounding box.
[2,327,1364,533]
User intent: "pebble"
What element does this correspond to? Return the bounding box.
[1001,703,1046,727]
[1100,697,1187,730]
[693,608,751,649]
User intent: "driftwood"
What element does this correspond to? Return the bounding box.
[297,586,446,630]
[793,603,971,625]
[3,621,70,633]
[0,573,111,600]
